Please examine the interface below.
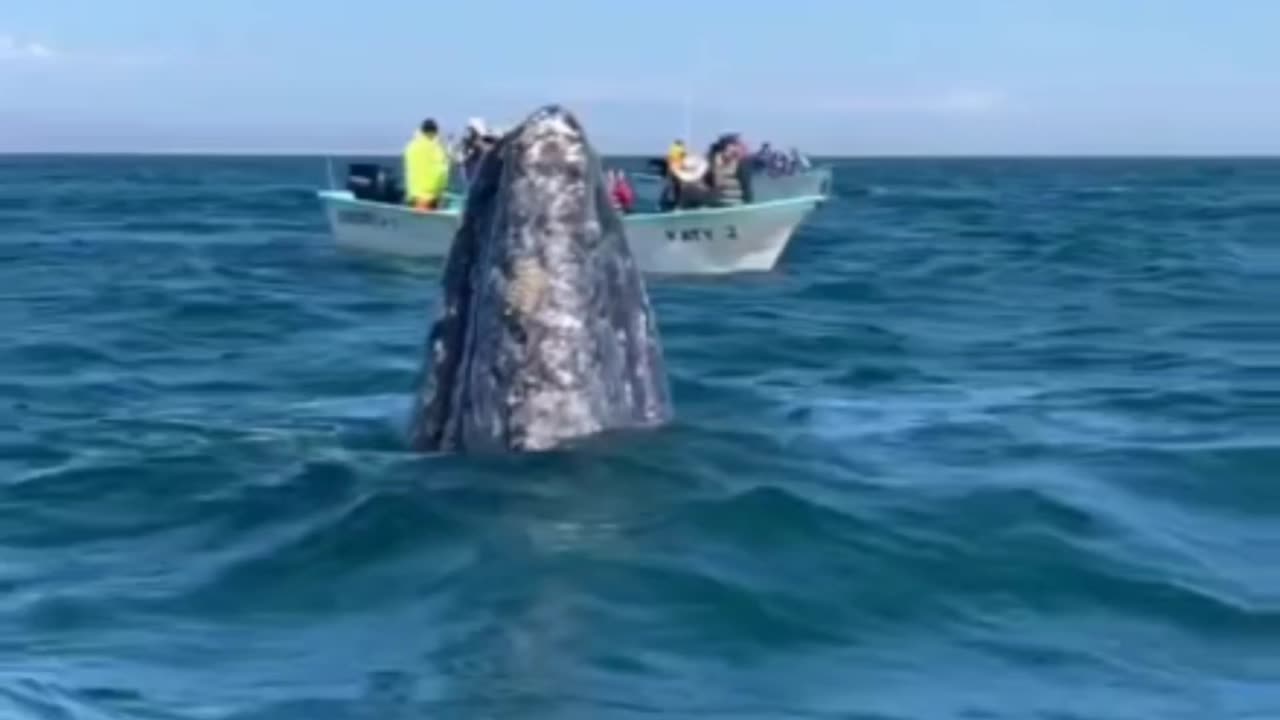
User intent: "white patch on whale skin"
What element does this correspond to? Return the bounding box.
[541,113,579,139]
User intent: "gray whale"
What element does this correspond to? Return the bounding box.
[408,104,673,453]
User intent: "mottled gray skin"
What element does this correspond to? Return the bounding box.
[408,105,673,453]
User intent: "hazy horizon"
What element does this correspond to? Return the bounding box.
[4,149,1280,160]
[4,1,1279,156]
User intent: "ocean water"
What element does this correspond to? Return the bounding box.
[0,154,1277,719]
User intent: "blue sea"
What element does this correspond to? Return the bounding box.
[0,154,1276,719]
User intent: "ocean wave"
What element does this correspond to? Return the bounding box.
[2,156,1278,718]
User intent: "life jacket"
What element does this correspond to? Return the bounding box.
[710,153,744,206]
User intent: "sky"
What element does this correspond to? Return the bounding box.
[2,0,1278,155]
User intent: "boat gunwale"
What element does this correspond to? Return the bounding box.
[630,164,833,182]
[316,189,826,222]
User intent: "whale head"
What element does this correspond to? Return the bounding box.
[408,104,673,453]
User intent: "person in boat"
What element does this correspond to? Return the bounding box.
[660,153,712,211]
[666,139,686,175]
[706,135,753,206]
[403,118,450,211]
[607,169,636,213]
[459,117,498,184]
[751,141,772,171]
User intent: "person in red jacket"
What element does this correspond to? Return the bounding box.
[608,169,636,213]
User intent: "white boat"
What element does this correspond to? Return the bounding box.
[319,190,465,259]
[317,188,827,275]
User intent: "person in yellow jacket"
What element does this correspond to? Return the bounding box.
[403,118,450,211]
[666,139,686,175]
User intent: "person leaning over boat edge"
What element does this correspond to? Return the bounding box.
[403,118,450,211]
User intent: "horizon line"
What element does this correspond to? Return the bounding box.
[3,149,1280,160]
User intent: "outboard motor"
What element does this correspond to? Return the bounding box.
[345,163,403,203]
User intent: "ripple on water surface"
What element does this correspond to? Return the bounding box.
[0,155,1278,719]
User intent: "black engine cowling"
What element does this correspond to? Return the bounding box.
[345,163,402,203]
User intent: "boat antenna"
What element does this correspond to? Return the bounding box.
[683,86,692,148]
[682,40,707,148]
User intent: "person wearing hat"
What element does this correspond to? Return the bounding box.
[666,139,686,176]
[663,152,712,210]
[459,117,498,184]
[403,118,450,211]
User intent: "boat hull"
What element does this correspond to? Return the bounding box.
[320,193,460,258]
[622,200,819,274]
[316,190,823,275]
